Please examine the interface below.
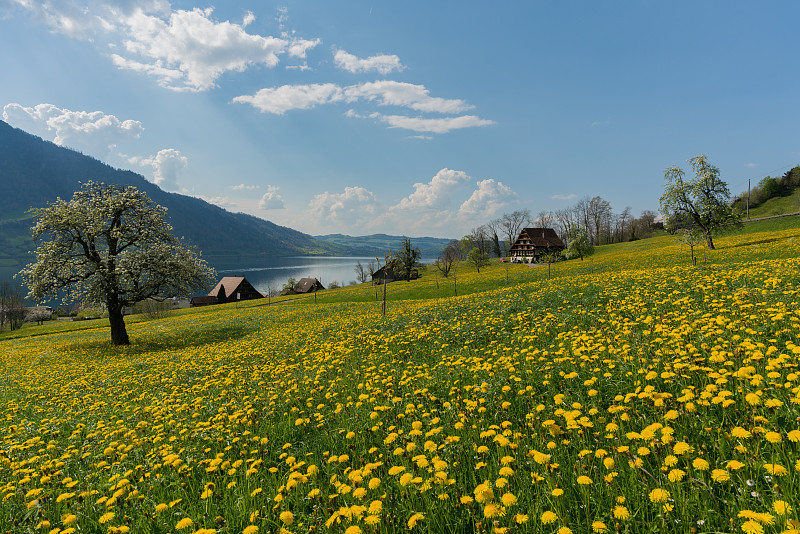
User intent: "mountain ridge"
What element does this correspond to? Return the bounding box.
[0,120,344,282]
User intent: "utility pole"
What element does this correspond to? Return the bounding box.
[747,179,750,220]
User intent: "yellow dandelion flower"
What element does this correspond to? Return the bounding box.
[541,511,558,524]
[344,527,362,534]
[514,514,529,524]
[501,492,517,507]
[764,464,787,476]
[765,432,782,444]
[99,512,115,524]
[484,503,504,518]
[155,503,168,513]
[577,475,592,485]
[460,495,474,504]
[557,527,573,534]
[693,458,710,470]
[711,469,730,482]
[175,518,193,530]
[243,526,258,534]
[668,469,686,482]
[773,500,792,515]
[279,511,294,526]
[368,478,380,490]
[740,520,764,534]
[61,514,77,526]
[649,488,670,503]
[592,521,608,532]
[407,513,424,529]
[613,505,630,520]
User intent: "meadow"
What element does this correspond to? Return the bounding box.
[2,219,800,534]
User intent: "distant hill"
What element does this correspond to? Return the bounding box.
[0,120,346,282]
[313,233,454,258]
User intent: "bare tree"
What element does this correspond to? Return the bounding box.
[501,209,532,251]
[553,207,575,242]
[585,196,612,245]
[536,210,555,229]
[1,281,25,331]
[354,261,369,283]
[434,242,460,277]
[484,218,504,257]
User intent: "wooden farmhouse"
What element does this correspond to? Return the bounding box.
[280,277,325,296]
[208,276,264,303]
[295,277,325,293]
[371,259,418,284]
[508,228,565,262]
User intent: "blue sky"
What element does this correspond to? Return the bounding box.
[2,1,799,238]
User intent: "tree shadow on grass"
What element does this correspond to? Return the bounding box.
[721,236,784,249]
[60,320,253,360]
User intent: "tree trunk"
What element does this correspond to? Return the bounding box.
[108,305,130,345]
[705,233,716,250]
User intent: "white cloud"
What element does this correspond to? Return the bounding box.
[551,193,577,200]
[117,7,289,91]
[372,113,494,134]
[232,83,343,114]
[1,0,171,39]
[288,37,320,58]
[744,163,758,168]
[258,185,285,209]
[242,11,255,28]
[2,102,143,157]
[308,186,378,226]
[235,81,491,134]
[334,49,404,75]
[134,148,187,191]
[202,195,237,209]
[458,179,517,218]
[7,2,303,91]
[395,168,470,210]
[344,81,471,114]
[232,183,260,190]
[276,6,288,30]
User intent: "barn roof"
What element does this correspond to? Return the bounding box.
[517,228,565,248]
[208,276,246,298]
[295,277,324,293]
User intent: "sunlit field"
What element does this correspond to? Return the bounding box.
[2,219,800,534]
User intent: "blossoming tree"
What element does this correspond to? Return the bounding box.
[19,182,216,345]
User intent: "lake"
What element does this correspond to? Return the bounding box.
[217,256,436,295]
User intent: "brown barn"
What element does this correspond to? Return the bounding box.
[508,228,565,262]
[190,296,218,307]
[208,276,264,303]
[279,277,325,296]
[371,259,418,284]
[295,277,325,293]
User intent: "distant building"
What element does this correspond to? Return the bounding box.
[294,277,325,293]
[371,259,418,284]
[208,276,264,303]
[509,228,565,262]
[190,296,217,307]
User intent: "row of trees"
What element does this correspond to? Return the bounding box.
[733,165,800,211]
[460,202,659,262]
[0,280,26,331]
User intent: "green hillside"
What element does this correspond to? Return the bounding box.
[742,187,800,219]
[0,120,346,282]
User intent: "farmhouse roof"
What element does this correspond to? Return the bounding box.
[295,277,325,293]
[518,228,565,248]
[208,277,245,298]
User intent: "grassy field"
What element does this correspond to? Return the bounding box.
[742,188,800,219]
[2,218,800,534]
